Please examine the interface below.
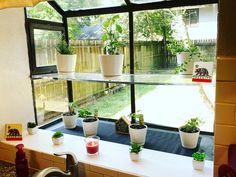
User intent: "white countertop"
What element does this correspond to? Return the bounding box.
[2,129,213,177]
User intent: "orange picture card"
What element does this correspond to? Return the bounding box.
[5,124,23,141]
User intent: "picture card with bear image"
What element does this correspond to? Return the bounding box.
[5,124,22,141]
[192,62,214,83]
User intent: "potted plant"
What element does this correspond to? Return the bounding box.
[80,108,99,137]
[167,39,201,74]
[128,113,147,145]
[27,122,38,135]
[52,131,64,145]
[99,15,124,77]
[62,102,78,129]
[192,151,206,170]
[179,117,203,149]
[129,143,143,161]
[55,38,77,73]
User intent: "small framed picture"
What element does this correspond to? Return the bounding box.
[192,62,214,83]
[5,124,23,141]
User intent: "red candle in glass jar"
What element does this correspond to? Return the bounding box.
[85,136,100,155]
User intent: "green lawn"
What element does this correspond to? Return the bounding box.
[86,85,156,118]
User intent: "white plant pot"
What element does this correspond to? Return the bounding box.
[82,118,99,137]
[99,54,124,76]
[130,152,141,161]
[52,136,64,145]
[129,125,147,145]
[192,159,205,170]
[176,52,200,75]
[57,54,77,73]
[62,113,78,129]
[179,128,200,149]
[27,127,38,135]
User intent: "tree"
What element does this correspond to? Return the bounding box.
[27,2,62,22]
[68,16,96,40]
[135,10,174,68]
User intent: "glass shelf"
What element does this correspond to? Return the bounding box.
[31,72,215,85]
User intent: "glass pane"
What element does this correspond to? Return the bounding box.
[26,2,62,22]
[34,29,61,67]
[55,0,125,11]
[135,85,215,132]
[134,4,217,74]
[68,13,130,120]
[33,79,68,125]
[68,13,129,74]
[73,82,131,119]
[133,4,217,132]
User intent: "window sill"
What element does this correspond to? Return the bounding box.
[1,129,213,177]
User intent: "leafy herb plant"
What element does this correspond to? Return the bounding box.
[52,131,64,138]
[101,15,123,55]
[130,143,143,154]
[27,122,37,128]
[180,117,203,133]
[192,151,206,161]
[78,108,92,118]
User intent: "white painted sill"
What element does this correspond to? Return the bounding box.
[1,129,213,177]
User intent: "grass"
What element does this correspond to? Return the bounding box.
[86,85,156,118]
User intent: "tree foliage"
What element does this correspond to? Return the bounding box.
[68,16,96,40]
[134,10,174,41]
[27,2,62,22]
[28,3,188,47]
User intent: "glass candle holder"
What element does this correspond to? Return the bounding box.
[85,136,100,155]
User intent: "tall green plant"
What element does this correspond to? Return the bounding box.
[101,15,123,55]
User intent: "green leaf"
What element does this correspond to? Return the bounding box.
[116,24,122,33]
[112,15,119,22]
[103,20,109,29]
[102,34,108,41]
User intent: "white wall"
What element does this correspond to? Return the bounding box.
[188,4,218,40]
[0,8,35,139]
